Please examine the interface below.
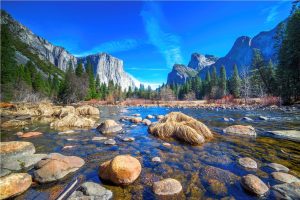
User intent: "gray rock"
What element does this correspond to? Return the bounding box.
[104,139,116,145]
[68,182,113,200]
[188,53,218,71]
[0,141,35,161]
[267,163,289,172]
[238,157,257,169]
[1,154,47,171]
[241,174,269,195]
[0,168,11,177]
[267,130,300,142]
[167,64,198,85]
[272,182,300,200]
[271,172,300,183]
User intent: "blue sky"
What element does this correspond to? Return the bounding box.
[2,1,291,88]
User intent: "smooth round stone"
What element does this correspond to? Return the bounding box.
[223,125,256,136]
[97,120,122,134]
[271,172,300,183]
[241,174,269,195]
[272,182,300,199]
[104,139,116,145]
[153,178,182,195]
[151,157,161,162]
[122,137,135,142]
[267,163,289,172]
[238,157,257,169]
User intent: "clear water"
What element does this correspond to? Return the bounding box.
[1,106,300,200]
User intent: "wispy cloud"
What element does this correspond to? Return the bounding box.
[75,39,139,57]
[141,2,183,68]
[128,74,161,89]
[265,0,289,23]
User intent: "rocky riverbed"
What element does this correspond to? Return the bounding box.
[0,104,300,199]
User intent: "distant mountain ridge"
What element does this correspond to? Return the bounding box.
[0,10,138,89]
[167,19,284,84]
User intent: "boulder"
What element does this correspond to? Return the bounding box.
[130,117,142,123]
[271,172,300,183]
[238,157,257,169]
[1,154,47,171]
[97,120,122,134]
[272,182,300,199]
[267,163,289,172]
[223,125,256,136]
[1,120,29,128]
[33,153,85,183]
[76,105,100,116]
[267,130,300,142]
[99,155,141,185]
[142,119,152,126]
[50,113,95,128]
[153,178,182,196]
[0,141,35,161]
[68,181,113,200]
[18,131,43,138]
[148,112,213,145]
[36,103,54,116]
[241,174,269,195]
[53,106,76,118]
[0,173,32,199]
[147,115,154,119]
[0,169,11,178]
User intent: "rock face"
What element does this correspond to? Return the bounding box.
[272,182,300,200]
[167,64,198,85]
[153,178,182,196]
[0,173,32,199]
[241,174,269,195]
[223,125,256,136]
[188,53,218,71]
[34,153,85,183]
[68,182,113,200]
[271,172,300,183]
[148,112,213,145]
[99,155,141,185]
[1,10,138,90]
[97,120,122,134]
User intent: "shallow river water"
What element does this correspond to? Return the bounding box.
[1,106,300,200]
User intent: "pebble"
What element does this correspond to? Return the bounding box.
[152,157,162,162]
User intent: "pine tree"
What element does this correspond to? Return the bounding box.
[75,61,84,77]
[229,64,241,98]
[204,70,211,96]
[86,59,96,99]
[32,72,44,92]
[211,66,218,87]
[219,65,227,97]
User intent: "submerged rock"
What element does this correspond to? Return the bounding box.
[50,113,95,128]
[223,125,256,136]
[68,181,113,200]
[148,112,213,145]
[208,179,228,196]
[272,182,300,199]
[34,153,85,183]
[267,163,289,172]
[0,173,32,199]
[238,157,257,169]
[153,178,182,196]
[241,174,269,195]
[201,166,239,184]
[267,130,300,142]
[271,172,300,183]
[97,120,122,134]
[99,155,141,185]
[18,131,43,138]
[76,105,100,116]
[1,119,29,128]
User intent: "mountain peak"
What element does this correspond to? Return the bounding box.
[188,53,218,71]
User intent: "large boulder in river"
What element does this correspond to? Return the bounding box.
[34,153,85,183]
[0,141,35,160]
[76,105,100,116]
[1,119,29,128]
[99,155,141,185]
[153,178,182,196]
[53,106,76,118]
[223,125,256,136]
[50,113,95,129]
[0,173,32,199]
[148,112,213,145]
[241,174,269,195]
[97,120,122,134]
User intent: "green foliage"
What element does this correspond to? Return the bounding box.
[229,65,241,98]
[219,65,227,97]
[75,61,84,77]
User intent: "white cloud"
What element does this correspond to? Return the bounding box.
[141,2,183,68]
[128,74,161,89]
[75,39,139,57]
[265,0,289,23]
